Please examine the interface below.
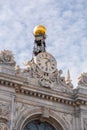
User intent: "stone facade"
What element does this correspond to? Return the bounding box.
[0,49,87,130]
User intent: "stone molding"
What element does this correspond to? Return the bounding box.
[0,77,87,107]
[15,107,69,130]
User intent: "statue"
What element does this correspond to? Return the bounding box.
[0,50,16,66]
[78,72,87,87]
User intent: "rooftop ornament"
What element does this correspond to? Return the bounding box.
[33,25,47,36]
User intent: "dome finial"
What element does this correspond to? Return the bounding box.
[33,25,47,36]
[33,25,47,57]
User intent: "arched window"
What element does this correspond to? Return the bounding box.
[23,120,56,130]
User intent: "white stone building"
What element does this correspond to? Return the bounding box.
[0,26,87,130]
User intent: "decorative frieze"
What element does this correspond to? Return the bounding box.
[0,77,87,107]
[15,87,87,106]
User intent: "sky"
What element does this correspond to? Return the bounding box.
[0,0,87,87]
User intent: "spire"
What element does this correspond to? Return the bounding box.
[66,69,70,82]
[66,69,73,88]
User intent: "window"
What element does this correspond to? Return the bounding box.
[23,120,56,130]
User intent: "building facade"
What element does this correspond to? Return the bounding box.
[0,26,87,130]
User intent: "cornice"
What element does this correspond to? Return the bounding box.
[18,86,87,106]
[0,73,87,107]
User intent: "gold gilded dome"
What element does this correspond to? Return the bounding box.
[33,25,47,36]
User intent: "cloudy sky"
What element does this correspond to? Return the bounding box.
[0,0,87,87]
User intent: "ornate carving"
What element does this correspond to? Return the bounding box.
[13,102,26,128]
[21,60,37,78]
[0,102,10,120]
[65,70,73,88]
[17,59,72,91]
[0,123,8,130]
[0,102,10,130]
[78,72,87,87]
[0,50,16,66]
[14,102,26,124]
[15,102,25,113]
[58,112,73,128]
[14,102,34,122]
[84,119,87,130]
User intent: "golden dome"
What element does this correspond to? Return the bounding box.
[33,25,47,36]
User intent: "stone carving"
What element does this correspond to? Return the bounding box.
[13,102,37,129]
[15,58,73,92]
[65,70,73,88]
[59,113,73,128]
[0,50,16,66]
[14,102,25,123]
[0,102,10,130]
[0,123,8,130]
[84,120,87,130]
[15,65,21,74]
[78,72,87,87]
[0,102,10,120]
[14,102,34,122]
[15,102,25,113]
[21,59,70,90]
[13,102,26,128]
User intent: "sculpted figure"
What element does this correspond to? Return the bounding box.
[0,50,16,66]
[78,72,87,87]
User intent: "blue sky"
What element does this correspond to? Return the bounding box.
[0,0,87,87]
